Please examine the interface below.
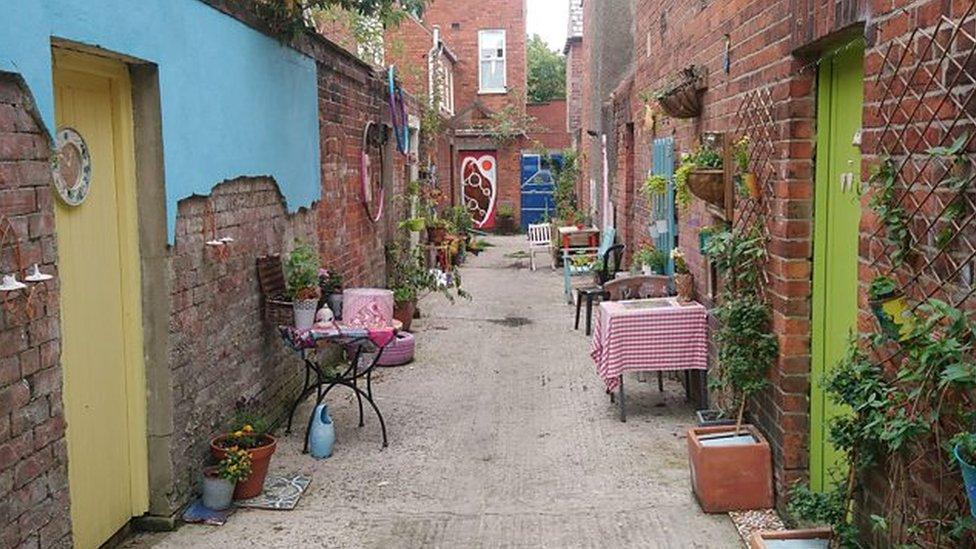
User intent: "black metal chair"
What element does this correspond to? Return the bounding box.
[574,243,624,335]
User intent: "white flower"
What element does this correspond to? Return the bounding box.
[670,247,685,260]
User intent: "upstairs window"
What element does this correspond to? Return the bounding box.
[478,30,507,93]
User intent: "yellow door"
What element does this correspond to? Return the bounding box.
[53,49,148,549]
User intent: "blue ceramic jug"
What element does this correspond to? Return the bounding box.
[308,403,335,459]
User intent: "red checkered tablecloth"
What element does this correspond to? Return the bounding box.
[590,298,708,392]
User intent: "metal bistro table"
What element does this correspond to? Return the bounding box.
[280,321,399,452]
[590,297,708,422]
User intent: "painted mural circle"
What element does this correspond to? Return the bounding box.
[52,127,92,207]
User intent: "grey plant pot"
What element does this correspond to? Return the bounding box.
[201,469,234,511]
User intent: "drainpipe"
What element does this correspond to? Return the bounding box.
[428,26,441,112]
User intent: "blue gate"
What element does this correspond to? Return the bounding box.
[520,153,562,230]
[650,138,676,274]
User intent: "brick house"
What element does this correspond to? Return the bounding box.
[0,1,418,546]
[579,0,976,544]
[415,0,535,230]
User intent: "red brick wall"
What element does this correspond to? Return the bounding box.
[167,178,317,510]
[384,16,436,98]
[527,100,571,151]
[0,73,72,549]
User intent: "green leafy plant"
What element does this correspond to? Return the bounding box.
[250,0,427,43]
[868,276,897,300]
[444,205,474,235]
[553,148,579,220]
[527,34,566,103]
[387,237,470,305]
[642,173,669,201]
[497,204,516,219]
[868,159,912,267]
[702,225,766,296]
[633,246,667,273]
[285,240,321,300]
[714,294,778,431]
[671,247,689,274]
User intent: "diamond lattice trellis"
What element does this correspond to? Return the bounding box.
[731,85,779,238]
[869,8,976,311]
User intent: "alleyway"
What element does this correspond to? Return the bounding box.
[129,236,739,548]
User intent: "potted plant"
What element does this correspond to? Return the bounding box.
[633,245,666,276]
[867,275,914,341]
[953,432,976,518]
[285,240,320,331]
[392,285,418,332]
[749,528,833,548]
[318,267,344,318]
[689,225,777,513]
[201,447,251,511]
[495,203,517,234]
[733,136,760,199]
[672,248,693,302]
[698,224,724,253]
[676,145,723,208]
[209,403,276,500]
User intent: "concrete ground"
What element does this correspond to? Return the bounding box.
[126,236,740,548]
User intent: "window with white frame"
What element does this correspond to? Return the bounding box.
[478,30,506,93]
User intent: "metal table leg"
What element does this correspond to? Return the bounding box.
[618,374,626,422]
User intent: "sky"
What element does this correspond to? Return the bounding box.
[527,0,569,53]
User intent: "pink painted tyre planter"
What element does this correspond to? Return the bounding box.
[377,332,415,366]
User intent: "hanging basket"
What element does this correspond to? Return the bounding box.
[657,79,704,119]
[686,169,725,208]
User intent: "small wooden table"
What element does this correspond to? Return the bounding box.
[557,225,600,249]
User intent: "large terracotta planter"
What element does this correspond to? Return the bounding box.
[674,273,694,302]
[393,299,417,332]
[686,169,725,208]
[687,424,773,512]
[749,527,832,548]
[210,434,277,500]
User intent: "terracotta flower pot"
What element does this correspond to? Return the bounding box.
[393,299,417,332]
[687,424,773,513]
[686,169,725,208]
[674,273,694,302]
[210,434,277,500]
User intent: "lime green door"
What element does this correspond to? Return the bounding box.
[810,41,865,491]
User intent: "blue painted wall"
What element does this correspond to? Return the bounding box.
[0,0,321,242]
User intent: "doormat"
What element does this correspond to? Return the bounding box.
[235,473,312,510]
[182,498,235,526]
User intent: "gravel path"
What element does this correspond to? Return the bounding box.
[127,236,740,548]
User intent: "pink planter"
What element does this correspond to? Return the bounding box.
[377,332,415,366]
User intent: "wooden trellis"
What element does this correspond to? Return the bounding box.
[869,7,976,310]
[731,85,779,238]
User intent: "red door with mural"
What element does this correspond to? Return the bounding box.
[460,151,498,229]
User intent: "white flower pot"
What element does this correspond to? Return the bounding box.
[656,219,668,233]
[642,265,653,276]
[293,299,318,331]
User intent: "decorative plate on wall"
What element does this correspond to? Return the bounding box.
[52,127,92,206]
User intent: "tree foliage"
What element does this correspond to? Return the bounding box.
[527,34,566,103]
[247,0,427,42]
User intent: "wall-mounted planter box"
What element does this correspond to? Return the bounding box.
[687,424,773,512]
[687,169,725,209]
[748,528,833,548]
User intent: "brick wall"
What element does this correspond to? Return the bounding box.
[166,178,317,510]
[605,0,974,524]
[565,39,583,135]
[0,73,72,549]
[527,100,571,151]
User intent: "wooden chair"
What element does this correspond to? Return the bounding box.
[573,243,624,335]
[604,274,672,391]
[526,223,553,270]
[563,227,615,303]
